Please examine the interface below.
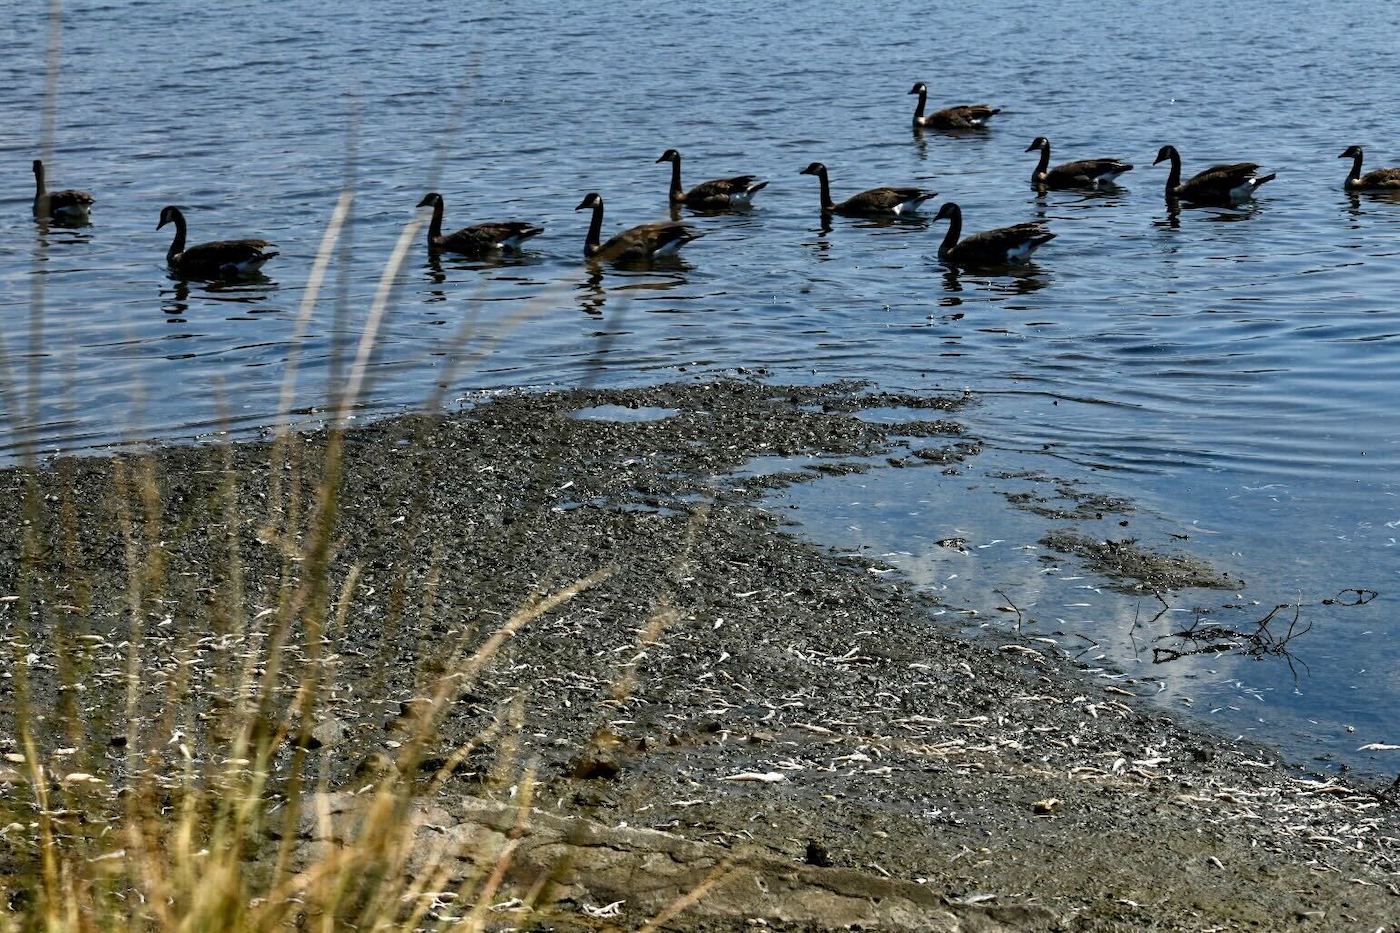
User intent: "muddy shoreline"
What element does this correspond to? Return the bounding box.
[1,380,1397,929]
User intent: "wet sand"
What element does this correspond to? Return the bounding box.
[2,380,1397,929]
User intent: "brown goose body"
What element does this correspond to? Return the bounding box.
[157,205,277,279]
[416,193,543,256]
[657,149,768,210]
[798,162,936,217]
[1154,145,1276,205]
[1025,137,1133,189]
[575,192,701,262]
[933,202,1054,268]
[909,83,1000,130]
[1340,146,1400,191]
[32,159,94,222]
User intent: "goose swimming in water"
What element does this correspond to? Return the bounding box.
[1025,137,1133,189]
[1338,146,1400,192]
[1153,145,1276,206]
[575,192,701,261]
[932,202,1054,268]
[32,159,94,223]
[798,162,936,217]
[157,205,278,279]
[656,149,768,210]
[416,192,543,256]
[908,82,1000,130]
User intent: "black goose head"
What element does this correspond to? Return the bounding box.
[1152,145,1179,166]
[798,162,827,177]
[32,159,43,179]
[416,192,444,209]
[933,202,960,223]
[1339,145,1363,160]
[575,192,603,211]
[1026,137,1050,153]
[656,149,680,164]
[908,82,926,96]
[156,205,183,230]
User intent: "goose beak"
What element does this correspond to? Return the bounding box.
[1337,150,1350,159]
[1025,142,1038,152]
[156,217,168,230]
[574,198,590,211]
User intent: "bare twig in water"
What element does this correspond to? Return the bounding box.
[1151,588,1377,675]
[1129,591,1170,660]
[993,588,1023,633]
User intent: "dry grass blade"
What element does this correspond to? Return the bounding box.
[462,767,539,929]
[637,860,736,933]
[275,190,355,438]
[335,217,422,424]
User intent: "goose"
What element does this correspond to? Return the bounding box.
[1339,146,1400,192]
[157,206,278,279]
[1025,137,1133,189]
[908,82,1000,130]
[798,162,936,217]
[932,202,1054,267]
[32,159,94,222]
[574,192,701,261]
[656,149,768,210]
[416,192,543,255]
[1153,145,1276,205]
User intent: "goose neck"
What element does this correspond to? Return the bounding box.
[33,161,46,199]
[912,88,927,122]
[668,158,684,202]
[815,168,835,211]
[584,201,604,257]
[938,205,962,257]
[166,211,187,261]
[1346,151,1364,187]
[1163,148,1182,201]
[1033,145,1050,182]
[426,198,444,244]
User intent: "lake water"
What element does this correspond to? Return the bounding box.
[3,1,1399,773]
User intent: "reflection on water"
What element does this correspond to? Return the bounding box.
[160,277,278,317]
[3,0,1400,769]
[576,266,605,317]
[941,266,1050,296]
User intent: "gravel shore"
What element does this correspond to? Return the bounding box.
[2,380,1396,930]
